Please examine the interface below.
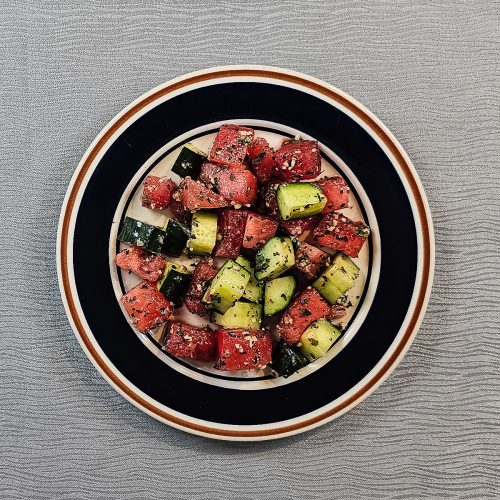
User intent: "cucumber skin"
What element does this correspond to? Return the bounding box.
[171,144,206,178]
[118,217,165,254]
[157,268,191,307]
[272,340,308,378]
[162,219,190,257]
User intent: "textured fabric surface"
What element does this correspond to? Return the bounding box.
[1,1,499,498]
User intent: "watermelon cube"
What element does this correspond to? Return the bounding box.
[281,215,320,240]
[275,140,321,181]
[214,209,248,258]
[163,322,216,361]
[208,124,254,167]
[115,246,165,283]
[275,287,331,345]
[184,258,218,316]
[316,176,350,213]
[174,178,229,212]
[242,212,279,250]
[215,329,272,371]
[248,137,278,183]
[295,242,330,279]
[121,282,174,333]
[312,213,370,258]
[141,175,176,210]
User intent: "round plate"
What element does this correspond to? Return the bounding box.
[57,66,434,441]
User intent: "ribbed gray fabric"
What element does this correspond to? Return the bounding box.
[1,1,499,498]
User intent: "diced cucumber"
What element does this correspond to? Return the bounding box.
[118,217,164,254]
[202,260,250,313]
[157,262,192,307]
[188,211,218,255]
[161,219,190,257]
[277,183,327,220]
[312,253,359,304]
[171,143,207,178]
[243,274,264,303]
[211,301,262,329]
[272,340,308,378]
[255,236,295,281]
[299,318,342,361]
[235,255,252,270]
[236,255,263,303]
[264,276,296,316]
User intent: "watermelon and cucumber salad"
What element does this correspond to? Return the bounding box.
[115,124,370,378]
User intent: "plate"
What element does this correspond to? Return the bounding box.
[57,66,434,440]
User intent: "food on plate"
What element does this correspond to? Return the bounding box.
[275,287,331,345]
[294,242,330,280]
[274,139,321,180]
[188,211,218,256]
[313,253,359,304]
[215,329,272,370]
[116,124,370,377]
[276,182,327,220]
[156,262,192,307]
[184,258,218,316]
[121,282,174,333]
[141,175,176,210]
[298,318,342,362]
[115,246,165,283]
[162,322,216,361]
[312,212,370,258]
[264,276,296,317]
[214,209,247,258]
[171,144,207,178]
[242,212,279,250]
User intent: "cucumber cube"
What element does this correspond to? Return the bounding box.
[277,183,327,220]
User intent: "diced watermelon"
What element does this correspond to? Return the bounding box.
[208,124,255,167]
[121,282,173,333]
[215,329,272,371]
[275,287,331,345]
[169,199,192,225]
[312,213,370,258]
[248,137,278,183]
[174,178,229,212]
[214,209,248,258]
[199,162,258,206]
[274,140,322,181]
[216,168,258,206]
[242,212,279,250]
[317,176,350,213]
[198,162,226,189]
[327,304,347,321]
[281,215,320,240]
[260,181,284,217]
[295,242,330,279]
[184,258,218,316]
[115,246,165,283]
[141,175,176,210]
[247,137,269,160]
[163,321,216,361]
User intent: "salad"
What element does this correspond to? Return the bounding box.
[116,124,370,378]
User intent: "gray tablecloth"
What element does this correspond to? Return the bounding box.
[2,1,499,498]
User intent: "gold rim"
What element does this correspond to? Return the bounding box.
[59,68,433,438]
